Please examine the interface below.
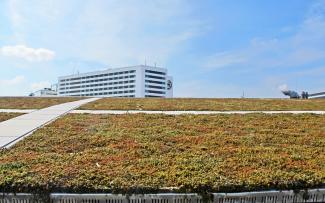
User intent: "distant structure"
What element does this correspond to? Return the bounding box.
[282,90,325,99]
[282,90,301,99]
[29,88,57,97]
[308,91,325,99]
[57,65,173,98]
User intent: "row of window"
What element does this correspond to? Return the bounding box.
[145,90,166,94]
[60,70,136,82]
[59,80,135,90]
[60,85,135,93]
[145,74,165,80]
[145,85,165,89]
[145,95,164,98]
[72,94,135,97]
[60,75,136,86]
[145,70,166,75]
[145,80,165,85]
[60,89,135,95]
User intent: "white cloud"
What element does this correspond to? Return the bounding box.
[204,51,247,69]
[204,1,325,70]
[1,45,55,62]
[8,0,23,28]
[30,81,51,92]
[0,75,25,86]
[5,0,201,66]
[278,84,288,91]
[67,0,201,66]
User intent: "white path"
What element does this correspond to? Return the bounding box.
[0,98,99,149]
[70,110,325,115]
[71,110,325,115]
[1,109,325,115]
[0,109,35,113]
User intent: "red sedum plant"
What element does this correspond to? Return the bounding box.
[0,113,324,193]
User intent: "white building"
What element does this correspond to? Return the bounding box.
[29,88,57,97]
[57,65,173,98]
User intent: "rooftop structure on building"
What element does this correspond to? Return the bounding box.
[29,88,58,97]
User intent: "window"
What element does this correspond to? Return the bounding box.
[145,70,166,75]
[145,95,163,98]
[145,85,165,89]
[145,75,165,80]
[145,90,165,94]
[145,80,165,85]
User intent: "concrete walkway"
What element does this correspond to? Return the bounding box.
[0,109,35,113]
[0,98,99,149]
[1,109,325,115]
[70,110,325,115]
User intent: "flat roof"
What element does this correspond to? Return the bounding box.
[58,65,167,79]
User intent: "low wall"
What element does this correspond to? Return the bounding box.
[0,189,324,203]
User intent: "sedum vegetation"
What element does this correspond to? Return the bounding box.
[0,113,23,122]
[79,98,325,111]
[0,113,324,193]
[0,97,82,109]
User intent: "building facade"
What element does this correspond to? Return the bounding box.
[57,65,173,98]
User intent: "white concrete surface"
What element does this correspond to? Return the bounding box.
[71,110,325,115]
[1,109,325,115]
[0,98,99,148]
[0,109,35,113]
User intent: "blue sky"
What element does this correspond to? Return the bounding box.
[0,0,324,97]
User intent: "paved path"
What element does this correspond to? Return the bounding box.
[0,109,35,113]
[0,98,99,149]
[71,110,325,114]
[1,109,324,115]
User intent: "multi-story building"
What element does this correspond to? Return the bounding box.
[57,65,173,98]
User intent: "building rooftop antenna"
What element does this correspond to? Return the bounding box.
[72,62,77,75]
[241,91,245,98]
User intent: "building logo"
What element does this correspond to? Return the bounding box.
[167,80,173,90]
